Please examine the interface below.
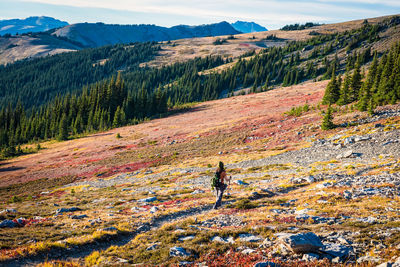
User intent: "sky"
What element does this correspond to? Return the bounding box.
[1,0,400,29]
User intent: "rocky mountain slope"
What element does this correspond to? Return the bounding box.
[0,16,68,36]
[0,14,400,267]
[1,78,400,266]
[231,21,268,33]
[53,21,240,48]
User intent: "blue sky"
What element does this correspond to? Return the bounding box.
[1,0,400,29]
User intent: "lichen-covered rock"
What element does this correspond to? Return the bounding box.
[169,246,191,257]
[278,232,323,253]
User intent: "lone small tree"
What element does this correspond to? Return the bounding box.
[321,105,335,130]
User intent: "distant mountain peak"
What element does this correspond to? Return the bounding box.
[231,21,268,33]
[0,16,68,35]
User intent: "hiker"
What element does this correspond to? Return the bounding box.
[212,161,231,209]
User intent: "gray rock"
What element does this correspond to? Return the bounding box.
[55,207,81,214]
[239,233,263,242]
[169,246,191,257]
[357,255,381,264]
[0,209,17,214]
[278,232,323,254]
[150,206,159,213]
[235,180,249,185]
[178,235,195,241]
[242,248,256,254]
[192,189,205,194]
[253,262,280,267]
[322,243,353,260]
[138,197,157,203]
[211,236,235,244]
[70,214,88,220]
[343,150,354,158]
[302,253,320,261]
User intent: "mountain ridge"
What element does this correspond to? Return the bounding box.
[231,21,268,33]
[53,21,240,47]
[0,16,68,35]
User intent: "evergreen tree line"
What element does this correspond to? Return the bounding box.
[0,72,169,157]
[0,42,160,109]
[322,42,400,112]
[281,22,323,31]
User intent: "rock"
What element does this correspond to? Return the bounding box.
[278,232,323,254]
[343,137,355,145]
[179,261,193,266]
[343,190,352,200]
[211,236,235,244]
[294,208,314,215]
[253,262,280,267]
[343,150,354,158]
[146,244,159,251]
[305,176,315,183]
[302,253,320,261]
[178,235,195,241]
[150,206,159,213]
[235,180,249,185]
[0,209,17,214]
[260,238,273,248]
[55,207,81,214]
[242,248,256,254]
[137,223,150,232]
[322,243,353,260]
[357,255,381,264]
[169,246,191,257]
[192,189,205,194]
[0,219,17,228]
[239,233,263,242]
[70,214,88,220]
[138,197,157,203]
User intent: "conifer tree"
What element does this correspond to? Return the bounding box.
[58,113,68,141]
[321,105,335,130]
[350,62,362,102]
[322,69,339,105]
[337,71,351,106]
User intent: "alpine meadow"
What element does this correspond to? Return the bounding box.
[1,6,400,267]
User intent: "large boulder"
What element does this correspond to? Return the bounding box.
[322,243,354,260]
[278,232,323,254]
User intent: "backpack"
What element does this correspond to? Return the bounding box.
[211,171,221,189]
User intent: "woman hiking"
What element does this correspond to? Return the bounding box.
[213,161,231,209]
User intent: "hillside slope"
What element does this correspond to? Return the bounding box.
[1,78,400,266]
[53,21,240,48]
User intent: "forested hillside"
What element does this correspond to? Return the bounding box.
[1,16,400,157]
[0,42,159,108]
